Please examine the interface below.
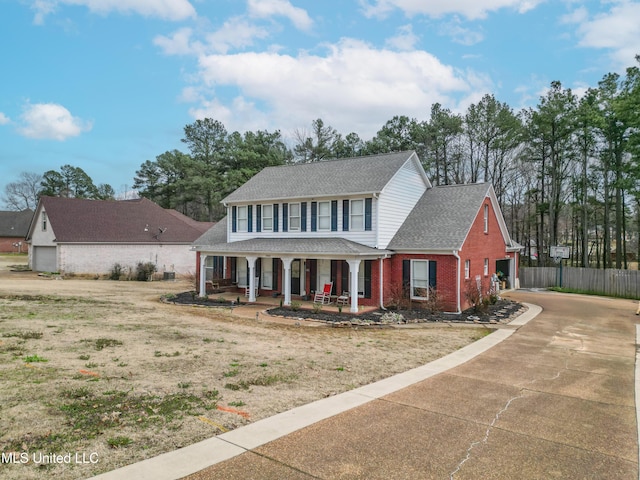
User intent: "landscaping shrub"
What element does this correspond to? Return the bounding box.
[136,262,157,281]
[109,263,123,280]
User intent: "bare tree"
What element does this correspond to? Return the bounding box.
[2,171,43,210]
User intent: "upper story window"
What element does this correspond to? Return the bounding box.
[289,203,300,231]
[318,201,331,231]
[262,204,273,232]
[484,204,489,233]
[350,199,364,231]
[237,206,248,232]
[42,212,47,231]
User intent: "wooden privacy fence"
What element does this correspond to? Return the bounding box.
[520,266,640,299]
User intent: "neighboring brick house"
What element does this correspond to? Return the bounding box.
[0,210,33,253]
[26,196,213,275]
[193,151,521,313]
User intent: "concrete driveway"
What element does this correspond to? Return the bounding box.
[179,291,638,480]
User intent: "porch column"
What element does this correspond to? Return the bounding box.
[347,259,361,313]
[246,256,257,302]
[281,256,294,306]
[198,254,207,297]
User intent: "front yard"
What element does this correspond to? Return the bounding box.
[0,256,493,479]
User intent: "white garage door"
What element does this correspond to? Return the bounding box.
[33,246,57,272]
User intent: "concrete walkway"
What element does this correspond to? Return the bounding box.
[92,291,639,479]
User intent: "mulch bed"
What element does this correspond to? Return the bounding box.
[266,299,526,325]
[166,292,526,326]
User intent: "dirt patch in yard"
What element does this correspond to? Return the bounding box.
[0,255,507,480]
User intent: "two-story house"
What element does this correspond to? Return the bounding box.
[193,151,521,313]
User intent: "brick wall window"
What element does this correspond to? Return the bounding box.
[465,259,470,279]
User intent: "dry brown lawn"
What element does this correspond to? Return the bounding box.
[0,254,491,479]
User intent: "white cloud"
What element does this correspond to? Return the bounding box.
[18,103,92,140]
[360,0,543,20]
[188,38,483,138]
[385,24,419,51]
[439,16,484,45]
[154,28,199,56]
[574,1,640,68]
[205,17,271,54]
[247,0,313,31]
[32,0,196,23]
[0,112,10,125]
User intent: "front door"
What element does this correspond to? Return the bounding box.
[291,259,301,295]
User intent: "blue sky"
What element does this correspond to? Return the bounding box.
[1,0,639,199]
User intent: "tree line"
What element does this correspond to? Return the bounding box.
[4,58,639,269]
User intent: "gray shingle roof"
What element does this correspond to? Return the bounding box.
[222,151,418,203]
[388,183,492,251]
[32,196,212,243]
[0,210,33,237]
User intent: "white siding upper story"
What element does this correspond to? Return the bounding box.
[30,208,56,247]
[226,157,429,248]
[377,157,428,249]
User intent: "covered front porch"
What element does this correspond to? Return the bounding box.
[196,238,391,313]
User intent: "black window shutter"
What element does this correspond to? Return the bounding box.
[301,202,307,232]
[364,198,372,231]
[331,200,338,231]
[331,260,337,295]
[230,257,237,283]
[402,259,410,291]
[341,261,349,294]
[429,261,437,289]
[272,258,279,291]
[309,259,317,293]
[256,205,262,232]
[247,205,253,233]
[311,202,317,231]
[282,203,288,232]
[273,204,279,232]
[256,258,261,285]
[364,260,372,299]
[231,206,237,233]
[342,200,349,231]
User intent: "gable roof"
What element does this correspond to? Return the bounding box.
[28,196,211,244]
[222,151,426,203]
[388,183,507,251]
[0,210,34,237]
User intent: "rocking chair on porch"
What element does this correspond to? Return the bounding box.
[314,282,333,305]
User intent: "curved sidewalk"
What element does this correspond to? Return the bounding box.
[93,292,639,479]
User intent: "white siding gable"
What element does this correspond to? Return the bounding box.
[377,157,429,249]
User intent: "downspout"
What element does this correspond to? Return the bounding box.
[453,250,462,314]
[379,256,387,310]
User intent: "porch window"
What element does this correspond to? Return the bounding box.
[318,201,331,231]
[411,260,429,300]
[205,256,224,281]
[237,258,247,287]
[465,259,470,279]
[262,204,273,231]
[237,206,248,232]
[289,203,301,231]
[350,199,364,231]
[261,257,273,289]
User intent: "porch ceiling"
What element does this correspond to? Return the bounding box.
[197,237,391,259]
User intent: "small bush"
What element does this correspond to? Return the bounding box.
[109,263,123,281]
[290,301,301,311]
[136,262,157,281]
[312,303,323,313]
